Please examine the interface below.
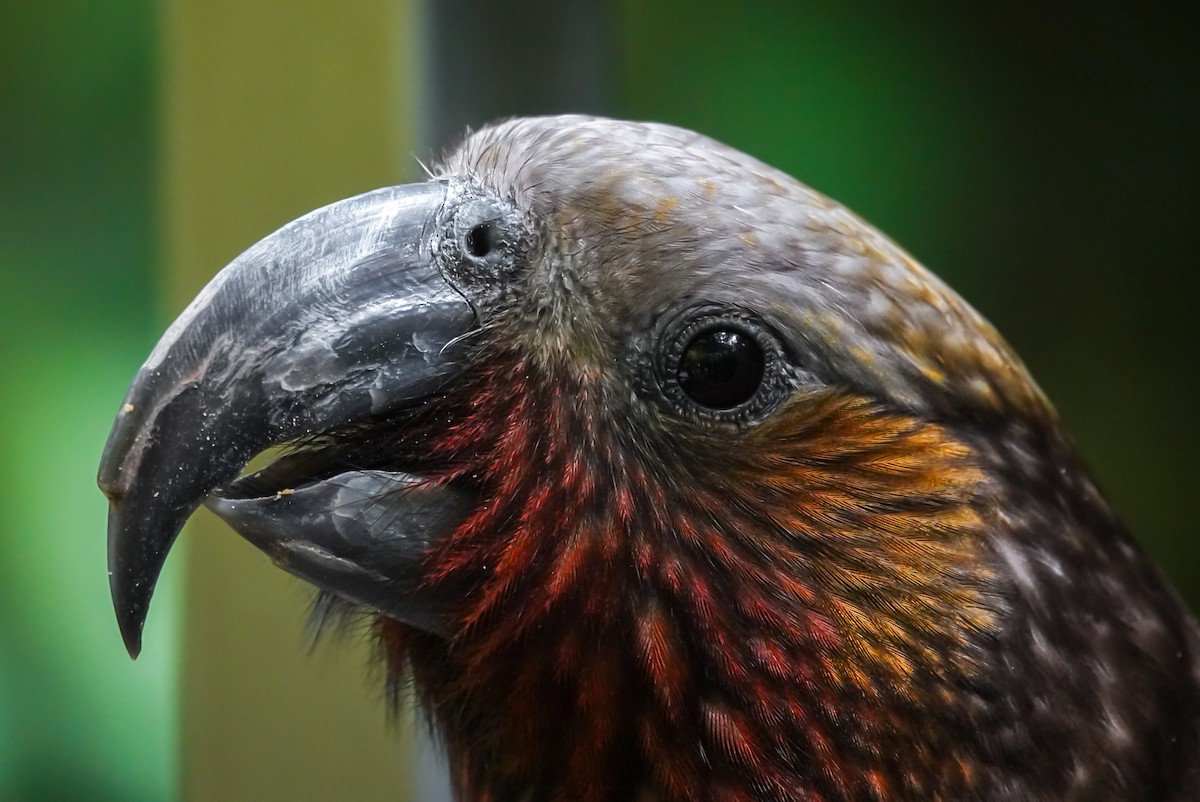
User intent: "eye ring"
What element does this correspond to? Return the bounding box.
[655,308,788,425]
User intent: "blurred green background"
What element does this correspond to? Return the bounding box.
[0,3,177,800]
[1,2,1196,800]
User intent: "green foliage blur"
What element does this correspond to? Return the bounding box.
[0,2,177,800]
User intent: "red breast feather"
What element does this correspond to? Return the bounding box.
[373,347,999,802]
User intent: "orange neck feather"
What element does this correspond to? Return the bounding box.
[378,356,999,801]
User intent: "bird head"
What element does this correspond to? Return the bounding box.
[99,116,1198,801]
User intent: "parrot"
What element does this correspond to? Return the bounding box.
[99,115,1200,801]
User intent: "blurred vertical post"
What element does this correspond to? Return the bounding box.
[412,2,617,797]
[161,2,422,799]
[421,1,615,150]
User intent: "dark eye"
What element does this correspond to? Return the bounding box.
[652,308,788,425]
[677,328,765,409]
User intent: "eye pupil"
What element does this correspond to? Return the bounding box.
[677,328,765,409]
[465,223,494,257]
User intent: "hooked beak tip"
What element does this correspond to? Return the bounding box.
[106,492,157,661]
[120,619,144,660]
[98,179,471,654]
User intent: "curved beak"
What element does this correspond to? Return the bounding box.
[205,468,469,638]
[98,181,476,657]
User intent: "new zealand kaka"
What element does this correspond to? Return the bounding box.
[99,116,1200,801]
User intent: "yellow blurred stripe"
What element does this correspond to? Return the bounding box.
[161,2,421,799]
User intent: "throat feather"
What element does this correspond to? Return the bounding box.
[379,356,998,801]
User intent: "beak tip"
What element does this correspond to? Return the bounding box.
[120,623,144,660]
[106,498,163,662]
[98,180,466,656]
[111,578,147,659]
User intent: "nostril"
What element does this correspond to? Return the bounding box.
[465,222,495,258]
